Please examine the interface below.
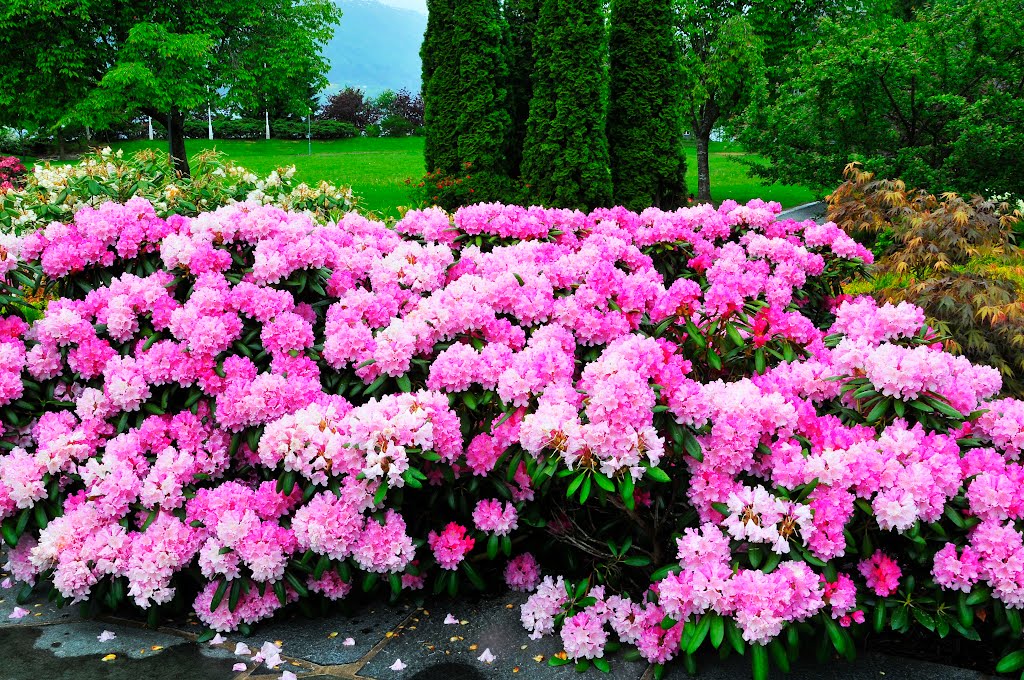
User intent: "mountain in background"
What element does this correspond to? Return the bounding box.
[322,0,427,98]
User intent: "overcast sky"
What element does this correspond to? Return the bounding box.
[377,0,427,13]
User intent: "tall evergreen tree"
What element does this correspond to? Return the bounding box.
[522,0,613,210]
[452,0,512,196]
[503,0,539,178]
[608,0,688,211]
[422,0,460,173]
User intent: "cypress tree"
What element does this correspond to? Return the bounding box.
[453,0,512,197]
[503,0,538,178]
[608,0,688,211]
[521,0,613,211]
[422,0,460,173]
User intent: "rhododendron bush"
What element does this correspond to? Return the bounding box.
[2,196,1023,679]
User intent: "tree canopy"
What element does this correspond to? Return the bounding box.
[740,0,1024,197]
[0,0,340,175]
[609,0,688,211]
[521,0,612,211]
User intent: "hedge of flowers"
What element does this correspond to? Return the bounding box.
[0,156,27,192]
[0,147,356,234]
[1,196,1024,678]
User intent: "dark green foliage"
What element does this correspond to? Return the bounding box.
[422,0,460,173]
[503,0,539,178]
[608,0,687,211]
[521,0,613,210]
[452,0,512,198]
[423,0,510,199]
[741,0,1024,197]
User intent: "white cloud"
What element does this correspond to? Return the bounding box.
[374,0,426,13]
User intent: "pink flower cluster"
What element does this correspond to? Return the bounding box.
[858,551,902,597]
[428,522,475,570]
[504,553,541,591]
[658,524,825,645]
[473,499,518,536]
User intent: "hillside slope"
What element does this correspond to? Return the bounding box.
[324,0,427,96]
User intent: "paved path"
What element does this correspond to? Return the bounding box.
[778,201,827,225]
[0,551,994,680]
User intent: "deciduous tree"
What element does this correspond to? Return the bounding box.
[740,0,1024,197]
[673,0,765,203]
[0,0,340,176]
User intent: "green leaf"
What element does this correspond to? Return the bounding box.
[685,614,711,655]
[725,620,745,655]
[996,651,1024,674]
[314,555,331,580]
[567,472,586,498]
[751,644,768,680]
[866,397,890,423]
[620,473,635,510]
[364,374,388,395]
[396,374,412,392]
[769,639,791,673]
[228,578,243,613]
[825,618,847,655]
[646,466,671,483]
[709,614,725,649]
[593,658,610,673]
[462,562,485,590]
[653,316,676,338]
[210,578,228,612]
[487,534,499,560]
[579,475,593,504]
[912,608,936,632]
[285,570,309,597]
[683,433,703,462]
[754,348,766,373]
[274,580,288,606]
[891,605,909,631]
[873,604,887,633]
[593,473,615,492]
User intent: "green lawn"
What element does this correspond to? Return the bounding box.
[24,137,816,217]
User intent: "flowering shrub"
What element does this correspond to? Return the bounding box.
[1,196,1023,678]
[0,155,27,192]
[0,147,356,234]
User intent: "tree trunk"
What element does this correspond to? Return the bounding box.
[696,132,711,203]
[57,130,66,161]
[167,109,190,178]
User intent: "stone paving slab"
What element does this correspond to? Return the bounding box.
[0,624,241,680]
[252,602,416,667]
[358,592,649,680]
[778,201,826,224]
[0,549,998,680]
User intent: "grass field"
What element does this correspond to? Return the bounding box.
[23,137,816,217]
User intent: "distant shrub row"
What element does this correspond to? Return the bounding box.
[181,118,360,141]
